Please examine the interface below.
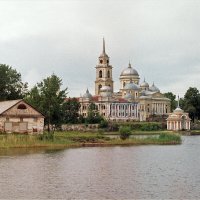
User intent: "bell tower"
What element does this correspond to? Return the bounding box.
[95,38,114,95]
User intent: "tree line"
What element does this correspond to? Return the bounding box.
[0,64,105,130]
[164,88,200,122]
[1,64,200,127]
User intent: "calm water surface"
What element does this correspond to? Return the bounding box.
[0,136,200,199]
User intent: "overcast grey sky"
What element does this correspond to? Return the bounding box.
[0,0,200,97]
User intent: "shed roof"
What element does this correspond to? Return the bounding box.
[0,99,44,117]
[0,99,22,114]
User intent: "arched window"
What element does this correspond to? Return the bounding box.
[100,60,103,64]
[107,60,109,64]
[123,82,126,87]
[17,104,27,109]
[107,70,110,78]
[99,70,102,78]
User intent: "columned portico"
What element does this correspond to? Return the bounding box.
[167,97,190,131]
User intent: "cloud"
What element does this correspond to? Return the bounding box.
[0,0,200,97]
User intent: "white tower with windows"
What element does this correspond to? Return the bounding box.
[95,38,113,95]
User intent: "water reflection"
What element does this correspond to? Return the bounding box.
[0,147,65,157]
[0,136,200,199]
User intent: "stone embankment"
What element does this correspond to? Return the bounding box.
[61,124,99,132]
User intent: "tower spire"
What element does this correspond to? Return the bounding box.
[103,37,105,54]
[177,95,180,108]
[128,61,131,68]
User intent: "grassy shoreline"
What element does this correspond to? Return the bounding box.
[105,130,176,135]
[0,131,181,149]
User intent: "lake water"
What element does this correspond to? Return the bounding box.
[0,136,200,199]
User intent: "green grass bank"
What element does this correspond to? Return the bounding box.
[0,131,181,149]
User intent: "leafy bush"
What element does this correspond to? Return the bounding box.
[140,123,162,131]
[108,122,164,131]
[99,120,108,128]
[107,123,119,131]
[119,126,131,140]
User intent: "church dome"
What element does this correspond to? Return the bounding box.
[124,82,139,90]
[100,86,112,92]
[120,63,139,76]
[174,107,184,113]
[101,92,112,97]
[140,79,149,87]
[149,83,160,92]
[83,89,92,99]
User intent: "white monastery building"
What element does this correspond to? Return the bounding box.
[79,39,171,122]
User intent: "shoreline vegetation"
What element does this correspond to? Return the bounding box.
[0,131,182,149]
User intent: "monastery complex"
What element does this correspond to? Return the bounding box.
[78,39,171,122]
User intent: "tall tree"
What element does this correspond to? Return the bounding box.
[183,87,200,122]
[62,98,81,124]
[164,92,176,111]
[26,74,67,131]
[0,64,28,100]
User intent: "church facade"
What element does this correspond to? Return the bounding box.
[79,39,171,122]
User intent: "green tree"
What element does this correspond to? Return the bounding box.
[0,64,28,100]
[86,103,104,124]
[183,87,200,122]
[26,74,67,131]
[164,92,176,111]
[62,98,81,124]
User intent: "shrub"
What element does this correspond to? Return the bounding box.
[109,122,163,131]
[107,123,119,131]
[140,123,162,131]
[99,120,108,128]
[119,126,131,140]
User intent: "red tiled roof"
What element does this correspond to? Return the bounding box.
[117,98,128,103]
[92,96,99,102]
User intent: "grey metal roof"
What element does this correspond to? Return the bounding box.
[140,80,149,87]
[124,82,139,90]
[174,107,184,113]
[100,86,112,92]
[120,63,139,76]
[101,92,112,97]
[83,89,92,99]
[149,83,160,92]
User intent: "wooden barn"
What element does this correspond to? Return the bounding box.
[0,99,44,134]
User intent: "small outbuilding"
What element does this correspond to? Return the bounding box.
[166,98,190,131]
[0,99,44,134]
